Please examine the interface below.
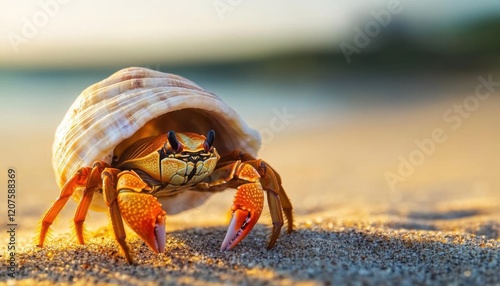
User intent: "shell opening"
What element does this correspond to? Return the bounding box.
[112,109,245,161]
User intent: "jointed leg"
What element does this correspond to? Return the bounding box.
[258,161,293,234]
[38,162,167,264]
[38,167,92,247]
[101,168,134,264]
[74,161,109,244]
[247,160,288,248]
[278,184,293,233]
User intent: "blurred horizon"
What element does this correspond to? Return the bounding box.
[1,1,500,71]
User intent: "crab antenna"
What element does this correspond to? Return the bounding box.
[204,130,215,152]
[167,130,182,152]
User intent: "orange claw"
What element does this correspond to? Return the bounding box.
[221,182,264,251]
[116,171,167,253]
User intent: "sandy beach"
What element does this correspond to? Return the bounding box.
[1,71,500,285]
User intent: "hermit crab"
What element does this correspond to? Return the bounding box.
[37,67,293,263]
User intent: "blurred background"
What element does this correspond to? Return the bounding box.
[1,1,500,236]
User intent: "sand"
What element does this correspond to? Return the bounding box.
[3,212,500,285]
[2,80,500,285]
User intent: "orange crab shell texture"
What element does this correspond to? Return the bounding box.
[52,67,261,190]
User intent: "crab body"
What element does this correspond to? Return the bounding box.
[37,67,293,263]
[115,131,219,189]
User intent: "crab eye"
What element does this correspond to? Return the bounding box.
[167,130,183,153]
[203,130,215,152]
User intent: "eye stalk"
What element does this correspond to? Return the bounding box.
[203,130,215,152]
[167,130,183,153]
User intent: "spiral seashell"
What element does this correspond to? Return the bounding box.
[52,67,261,195]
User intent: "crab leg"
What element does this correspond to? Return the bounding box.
[277,182,294,234]
[266,163,293,233]
[102,168,134,263]
[74,161,108,244]
[276,183,293,233]
[38,167,91,247]
[250,160,294,248]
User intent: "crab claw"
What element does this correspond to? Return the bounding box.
[117,190,167,253]
[221,183,264,251]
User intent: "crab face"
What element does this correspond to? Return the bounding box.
[115,130,219,187]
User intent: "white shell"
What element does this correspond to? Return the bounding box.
[52,67,261,213]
